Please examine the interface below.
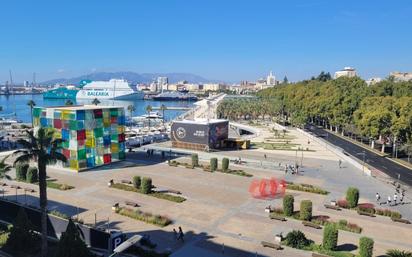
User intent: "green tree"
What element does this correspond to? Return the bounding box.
[0,155,11,180]
[145,105,153,130]
[359,237,374,257]
[284,230,311,249]
[15,163,29,181]
[283,194,294,216]
[160,104,167,126]
[323,223,338,250]
[210,158,218,171]
[132,176,141,189]
[191,153,199,167]
[92,98,100,106]
[141,177,152,194]
[300,200,312,221]
[13,128,67,257]
[222,157,229,171]
[55,219,93,257]
[5,208,38,253]
[26,167,38,183]
[346,187,359,208]
[127,104,136,117]
[27,100,36,127]
[283,76,289,84]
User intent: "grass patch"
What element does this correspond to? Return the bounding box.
[49,210,70,220]
[311,217,362,234]
[115,207,171,227]
[46,181,74,190]
[0,231,9,247]
[110,183,186,203]
[286,182,329,195]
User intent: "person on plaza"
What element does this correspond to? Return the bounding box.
[399,193,404,205]
[394,193,398,205]
[375,193,381,203]
[173,228,178,241]
[178,226,184,242]
[264,154,267,160]
[387,195,392,206]
[284,165,288,175]
[338,159,342,168]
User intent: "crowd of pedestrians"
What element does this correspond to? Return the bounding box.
[375,190,405,206]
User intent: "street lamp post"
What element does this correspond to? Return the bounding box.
[356,151,366,174]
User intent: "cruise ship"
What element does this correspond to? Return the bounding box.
[153,91,197,101]
[76,79,144,100]
[43,79,145,100]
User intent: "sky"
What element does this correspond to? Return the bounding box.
[0,0,411,83]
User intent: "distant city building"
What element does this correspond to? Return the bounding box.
[390,71,412,82]
[266,71,276,85]
[334,67,357,79]
[23,80,30,87]
[366,77,382,86]
[157,76,168,91]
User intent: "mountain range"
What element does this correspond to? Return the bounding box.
[41,72,221,85]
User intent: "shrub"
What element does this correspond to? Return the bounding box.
[346,187,359,208]
[390,211,402,219]
[26,167,38,183]
[191,153,199,167]
[132,176,141,189]
[284,230,312,249]
[5,208,39,252]
[116,207,171,227]
[359,237,374,257]
[283,195,294,216]
[222,158,229,171]
[210,158,218,171]
[15,163,29,181]
[323,223,338,250]
[300,200,312,221]
[141,177,152,194]
[358,206,375,214]
[337,199,348,208]
[386,249,412,257]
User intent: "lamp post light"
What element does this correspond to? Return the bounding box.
[0,183,7,198]
[356,151,366,174]
[10,185,21,202]
[24,188,35,205]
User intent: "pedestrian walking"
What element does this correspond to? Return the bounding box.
[264,154,267,160]
[338,159,342,168]
[173,228,178,241]
[375,193,380,203]
[178,226,184,242]
[394,193,398,205]
[400,193,404,205]
[387,196,392,206]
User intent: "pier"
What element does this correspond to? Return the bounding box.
[151,106,192,111]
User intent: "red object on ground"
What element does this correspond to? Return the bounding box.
[249,178,286,199]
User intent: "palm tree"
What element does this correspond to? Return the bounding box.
[92,98,100,106]
[0,155,11,180]
[65,99,74,106]
[27,100,36,127]
[127,104,136,118]
[159,104,167,126]
[145,105,152,130]
[13,128,67,257]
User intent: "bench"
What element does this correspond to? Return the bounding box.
[302,221,322,229]
[121,180,132,184]
[261,241,282,250]
[125,201,139,207]
[324,204,341,211]
[312,251,332,257]
[270,215,286,222]
[168,189,182,195]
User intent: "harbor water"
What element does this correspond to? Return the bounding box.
[0,94,195,123]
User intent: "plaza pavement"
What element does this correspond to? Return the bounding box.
[1,125,412,256]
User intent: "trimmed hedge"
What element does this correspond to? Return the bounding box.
[132,176,141,189]
[116,207,171,227]
[359,237,374,257]
[284,230,312,249]
[16,163,29,181]
[26,167,38,183]
[141,177,152,194]
[110,183,185,203]
[222,158,229,171]
[346,187,359,208]
[300,200,312,221]
[323,224,338,250]
[210,158,218,171]
[283,195,294,216]
[191,153,199,167]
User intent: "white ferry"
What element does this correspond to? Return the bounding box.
[76,79,144,100]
